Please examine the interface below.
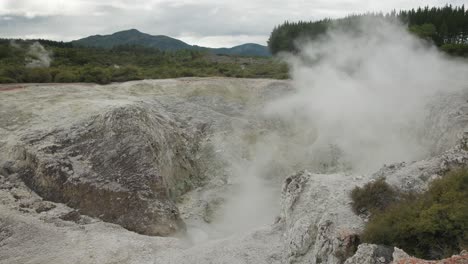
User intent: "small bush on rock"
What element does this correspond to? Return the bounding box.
[361,169,468,260]
[350,177,398,215]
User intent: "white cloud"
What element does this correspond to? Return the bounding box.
[179,34,269,48]
[0,0,464,47]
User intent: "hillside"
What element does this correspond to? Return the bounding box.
[73,29,192,50]
[212,43,272,57]
[73,29,271,57]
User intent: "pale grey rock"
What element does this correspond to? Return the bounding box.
[373,138,468,192]
[344,244,393,264]
[8,102,204,236]
[392,247,411,262]
[279,171,365,264]
[0,78,292,239]
[1,79,468,264]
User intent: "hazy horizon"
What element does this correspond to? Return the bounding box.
[0,0,465,48]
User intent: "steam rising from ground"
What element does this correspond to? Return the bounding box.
[25,42,52,68]
[267,17,468,173]
[204,17,468,239]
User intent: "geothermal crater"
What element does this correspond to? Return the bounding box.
[0,78,468,264]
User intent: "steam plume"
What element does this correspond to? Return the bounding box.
[26,42,52,68]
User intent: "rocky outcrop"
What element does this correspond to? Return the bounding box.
[279,171,365,264]
[5,102,208,236]
[276,136,468,264]
[344,244,393,264]
[1,79,467,263]
[345,246,468,264]
[393,250,468,264]
[373,134,468,192]
[0,79,291,238]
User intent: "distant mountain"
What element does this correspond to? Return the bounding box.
[73,29,271,57]
[212,43,271,57]
[72,29,191,51]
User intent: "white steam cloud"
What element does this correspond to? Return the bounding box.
[267,17,468,173]
[26,42,52,68]
[202,17,468,240]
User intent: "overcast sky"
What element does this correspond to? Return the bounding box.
[0,0,465,48]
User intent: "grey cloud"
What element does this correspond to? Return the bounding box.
[0,0,465,47]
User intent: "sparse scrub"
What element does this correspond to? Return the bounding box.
[80,66,111,84]
[0,76,16,83]
[54,70,79,83]
[0,39,289,84]
[350,177,399,215]
[360,169,468,260]
[24,68,52,83]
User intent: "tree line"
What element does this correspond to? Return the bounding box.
[0,39,288,84]
[268,5,468,56]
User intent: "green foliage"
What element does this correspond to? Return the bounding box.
[54,70,78,83]
[24,68,52,83]
[441,43,468,56]
[1,66,25,82]
[409,23,437,40]
[111,66,143,82]
[80,66,111,84]
[268,19,331,54]
[350,178,399,215]
[0,45,10,59]
[0,76,16,83]
[0,39,287,84]
[268,5,468,54]
[361,169,468,259]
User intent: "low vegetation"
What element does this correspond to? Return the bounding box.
[351,169,468,260]
[350,178,399,215]
[0,41,288,84]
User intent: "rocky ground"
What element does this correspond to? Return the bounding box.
[0,78,467,264]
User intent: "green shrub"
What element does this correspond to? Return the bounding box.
[350,178,398,215]
[0,76,16,83]
[110,66,142,82]
[54,71,78,83]
[24,68,52,83]
[362,169,468,259]
[180,68,195,77]
[1,66,25,82]
[409,23,437,40]
[0,45,11,59]
[80,66,111,84]
[441,44,468,57]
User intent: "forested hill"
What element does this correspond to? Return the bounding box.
[73,29,271,57]
[268,5,468,56]
[73,29,192,50]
